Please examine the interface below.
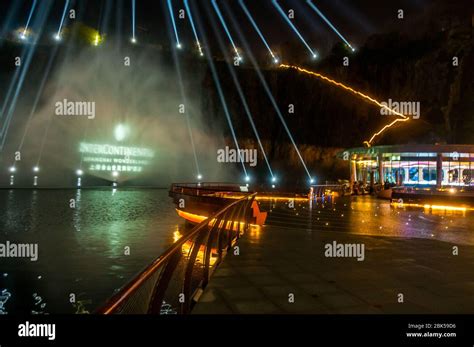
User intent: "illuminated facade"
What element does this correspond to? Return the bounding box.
[341,145,474,189]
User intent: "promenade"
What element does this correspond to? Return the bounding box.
[193,197,474,314]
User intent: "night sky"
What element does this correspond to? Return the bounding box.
[1,0,469,57]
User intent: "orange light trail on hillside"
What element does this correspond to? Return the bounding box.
[279,64,410,146]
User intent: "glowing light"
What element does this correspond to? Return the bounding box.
[184,0,203,56]
[9,166,16,173]
[173,230,183,243]
[33,166,39,172]
[114,124,129,142]
[54,34,61,41]
[245,175,250,182]
[256,196,308,202]
[449,188,456,194]
[310,178,315,184]
[112,171,119,178]
[272,184,276,188]
[131,37,136,44]
[392,201,472,212]
[212,0,242,60]
[272,176,277,182]
[272,0,317,58]
[93,33,101,46]
[76,169,83,176]
[279,64,410,146]
[176,209,263,228]
[167,0,181,49]
[306,0,354,51]
[77,177,81,187]
[197,174,202,180]
[273,58,279,64]
[176,43,182,49]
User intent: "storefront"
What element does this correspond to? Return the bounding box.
[340,144,474,189]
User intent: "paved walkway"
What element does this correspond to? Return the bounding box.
[193,200,474,314]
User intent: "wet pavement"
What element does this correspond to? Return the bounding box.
[193,197,474,314]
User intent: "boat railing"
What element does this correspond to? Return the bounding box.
[96,192,257,314]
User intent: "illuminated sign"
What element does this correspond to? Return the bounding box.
[79,142,154,173]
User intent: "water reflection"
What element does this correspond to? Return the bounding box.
[0,189,183,314]
[261,196,474,246]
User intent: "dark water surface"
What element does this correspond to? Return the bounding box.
[0,188,182,314]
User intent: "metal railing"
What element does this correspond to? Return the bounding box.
[96,192,257,315]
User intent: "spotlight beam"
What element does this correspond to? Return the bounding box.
[56,0,70,39]
[184,0,203,55]
[132,0,136,41]
[1,2,53,150]
[211,0,241,60]
[210,3,274,178]
[272,0,317,58]
[221,2,312,180]
[195,2,247,177]
[22,0,38,37]
[167,0,181,47]
[306,0,354,51]
[279,64,410,146]
[239,0,276,61]
[164,0,201,178]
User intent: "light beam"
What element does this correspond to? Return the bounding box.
[239,0,278,63]
[210,2,275,180]
[131,0,136,43]
[165,0,201,179]
[167,0,181,48]
[272,0,318,58]
[306,0,355,51]
[221,2,313,180]
[211,0,241,60]
[184,0,203,56]
[22,0,38,39]
[55,0,70,41]
[195,1,248,177]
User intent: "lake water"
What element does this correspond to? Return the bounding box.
[0,188,183,314]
